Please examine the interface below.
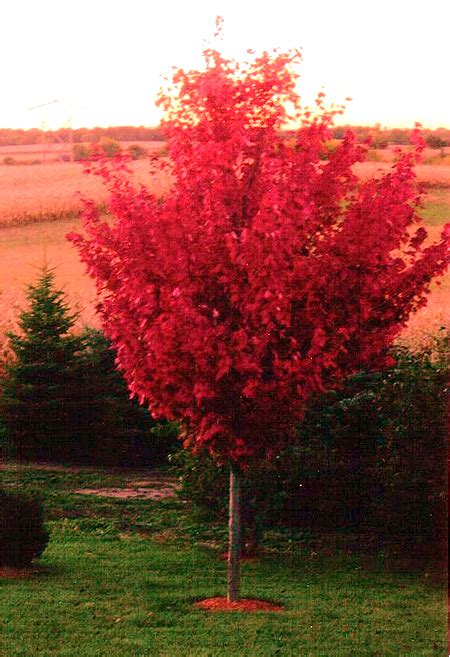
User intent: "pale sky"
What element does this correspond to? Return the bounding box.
[2,0,449,131]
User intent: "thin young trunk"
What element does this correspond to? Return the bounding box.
[227,463,241,602]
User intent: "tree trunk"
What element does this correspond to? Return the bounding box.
[227,463,241,602]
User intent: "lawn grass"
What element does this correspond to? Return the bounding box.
[422,189,450,226]
[0,464,447,656]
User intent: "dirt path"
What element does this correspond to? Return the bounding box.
[73,483,179,500]
[1,460,180,500]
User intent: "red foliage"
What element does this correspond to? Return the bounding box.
[68,44,449,466]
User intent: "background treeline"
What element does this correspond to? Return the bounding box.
[0,126,166,147]
[1,125,450,148]
[331,125,450,148]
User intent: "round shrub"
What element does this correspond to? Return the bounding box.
[127,144,147,160]
[73,144,90,161]
[99,137,121,157]
[0,489,49,568]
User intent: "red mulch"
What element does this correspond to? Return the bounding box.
[194,597,284,612]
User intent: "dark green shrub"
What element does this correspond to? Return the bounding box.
[0,489,49,567]
[76,328,181,466]
[170,370,381,536]
[171,333,449,562]
[149,421,181,465]
[170,447,229,520]
[170,448,291,554]
[290,338,448,562]
[368,337,448,562]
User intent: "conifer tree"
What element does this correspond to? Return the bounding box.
[1,268,84,461]
[0,269,178,464]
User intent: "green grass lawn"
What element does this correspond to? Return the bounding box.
[1,464,447,657]
[422,188,450,226]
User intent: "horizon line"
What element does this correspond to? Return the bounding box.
[1,123,450,133]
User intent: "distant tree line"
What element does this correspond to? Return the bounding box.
[0,126,165,147]
[331,125,450,148]
[281,125,450,148]
[1,125,449,148]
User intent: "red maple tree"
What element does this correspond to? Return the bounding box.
[68,37,449,602]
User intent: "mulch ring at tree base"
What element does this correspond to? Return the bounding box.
[194,597,284,612]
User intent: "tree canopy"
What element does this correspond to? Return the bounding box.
[69,41,449,467]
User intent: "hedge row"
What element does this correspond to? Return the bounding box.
[171,334,449,562]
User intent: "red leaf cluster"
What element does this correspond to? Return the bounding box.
[68,44,449,465]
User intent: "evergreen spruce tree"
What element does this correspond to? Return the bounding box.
[0,268,179,465]
[0,268,84,461]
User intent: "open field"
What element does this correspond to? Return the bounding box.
[0,157,171,225]
[0,154,449,346]
[0,463,446,657]
[0,141,165,164]
[353,161,450,185]
[0,218,99,334]
[1,144,449,225]
[0,216,448,346]
[0,150,449,225]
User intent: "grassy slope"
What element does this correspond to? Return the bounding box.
[421,188,450,226]
[0,466,447,657]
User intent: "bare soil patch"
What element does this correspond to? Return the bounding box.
[74,483,179,500]
[1,462,180,500]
